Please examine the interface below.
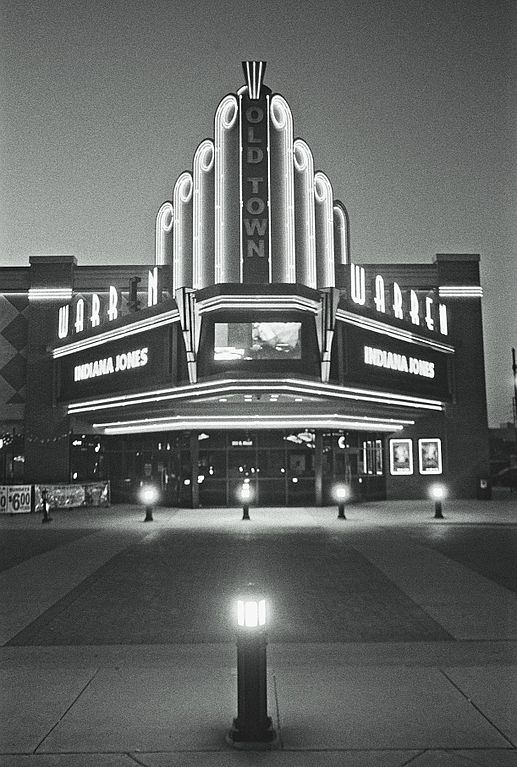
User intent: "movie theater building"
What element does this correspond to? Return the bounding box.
[0,62,490,507]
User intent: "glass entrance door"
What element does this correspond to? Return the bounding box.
[197,430,317,507]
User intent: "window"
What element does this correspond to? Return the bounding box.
[361,439,383,475]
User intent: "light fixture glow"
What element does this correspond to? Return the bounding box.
[334,484,349,502]
[196,294,320,315]
[29,288,73,301]
[314,171,335,289]
[270,95,295,282]
[237,598,266,628]
[293,139,317,288]
[429,483,446,501]
[155,201,173,266]
[215,94,239,283]
[438,286,483,298]
[93,413,414,436]
[139,485,159,505]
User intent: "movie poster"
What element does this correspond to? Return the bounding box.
[389,439,413,475]
[418,438,442,474]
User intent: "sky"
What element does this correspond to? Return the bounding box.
[1,0,515,426]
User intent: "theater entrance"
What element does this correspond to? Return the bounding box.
[76,428,386,507]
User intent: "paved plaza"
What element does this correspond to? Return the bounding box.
[1,494,516,766]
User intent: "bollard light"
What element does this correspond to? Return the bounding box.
[237,597,267,628]
[240,480,252,521]
[227,587,277,748]
[334,483,349,520]
[430,483,446,519]
[140,484,158,522]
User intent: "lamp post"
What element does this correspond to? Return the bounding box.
[512,348,517,436]
[41,488,52,524]
[227,588,277,748]
[140,484,158,522]
[334,483,349,520]
[240,481,252,521]
[430,484,446,519]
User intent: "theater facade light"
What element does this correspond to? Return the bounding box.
[53,308,180,358]
[29,287,73,301]
[336,310,454,354]
[438,286,483,298]
[55,267,165,342]
[66,376,444,416]
[196,293,320,315]
[93,413,415,435]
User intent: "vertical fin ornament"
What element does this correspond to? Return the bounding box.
[242,61,267,100]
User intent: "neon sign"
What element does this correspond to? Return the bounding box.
[240,81,270,283]
[364,346,435,379]
[348,264,448,336]
[73,347,148,382]
[57,268,163,341]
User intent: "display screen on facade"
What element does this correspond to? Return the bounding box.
[214,322,301,361]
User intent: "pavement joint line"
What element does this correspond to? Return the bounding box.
[438,667,517,749]
[32,666,101,754]
[451,752,491,767]
[272,672,284,748]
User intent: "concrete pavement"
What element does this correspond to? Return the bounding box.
[0,494,516,766]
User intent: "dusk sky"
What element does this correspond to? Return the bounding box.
[1,0,515,426]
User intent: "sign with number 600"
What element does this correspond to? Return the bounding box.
[0,485,32,513]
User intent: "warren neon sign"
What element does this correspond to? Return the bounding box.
[348,264,448,336]
[57,267,162,342]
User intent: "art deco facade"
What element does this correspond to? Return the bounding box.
[0,62,490,506]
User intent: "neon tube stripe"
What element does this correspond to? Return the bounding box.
[336,310,455,354]
[53,309,180,358]
[29,288,73,301]
[67,377,444,415]
[438,286,483,298]
[94,413,414,435]
[196,294,320,314]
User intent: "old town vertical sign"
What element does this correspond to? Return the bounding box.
[240,61,271,283]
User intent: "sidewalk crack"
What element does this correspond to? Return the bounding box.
[127,754,149,766]
[399,752,426,766]
[33,666,101,753]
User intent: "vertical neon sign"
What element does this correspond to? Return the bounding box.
[240,61,271,283]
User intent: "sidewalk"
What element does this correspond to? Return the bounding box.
[1,497,516,766]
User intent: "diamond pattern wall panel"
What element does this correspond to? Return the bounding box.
[0,295,28,417]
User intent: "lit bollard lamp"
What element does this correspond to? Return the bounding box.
[140,484,159,522]
[41,488,52,524]
[430,483,446,519]
[334,483,349,520]
[227,589,278,748]
[240,480,252,521]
